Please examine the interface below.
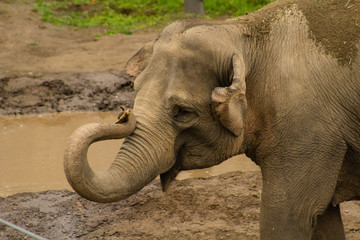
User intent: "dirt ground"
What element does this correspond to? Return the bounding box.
[0,1,359,239]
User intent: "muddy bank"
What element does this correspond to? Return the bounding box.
[0,172,359,240]
[0,70,135,115]
[0,172,261,240]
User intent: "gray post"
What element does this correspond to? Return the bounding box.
[184,0,205,15]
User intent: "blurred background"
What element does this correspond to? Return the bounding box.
[32,0,273,34]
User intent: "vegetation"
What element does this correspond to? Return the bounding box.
[32,0,273,35]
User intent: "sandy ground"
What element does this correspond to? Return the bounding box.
[0,1,359,239]
[0,1,157,72]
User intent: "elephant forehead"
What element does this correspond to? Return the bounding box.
[149,47,213,86]
[154,32,219,67]
[153,45,204,67]
[164,62,214,95]
[164,79,212,109]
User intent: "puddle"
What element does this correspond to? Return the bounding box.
[0,112,259,197]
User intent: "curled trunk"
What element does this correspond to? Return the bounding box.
[64,113,157,203]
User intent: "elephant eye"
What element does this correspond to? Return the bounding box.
[172,106,199,125]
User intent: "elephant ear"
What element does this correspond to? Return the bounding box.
[211,55,247,136]
[125,40,156,81]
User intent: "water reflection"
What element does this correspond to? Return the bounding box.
[0,112,259,197]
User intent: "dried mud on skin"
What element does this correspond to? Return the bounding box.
[296,0,360,65]
[242,0,360,65]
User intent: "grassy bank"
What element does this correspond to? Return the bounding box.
[32,0,273,35]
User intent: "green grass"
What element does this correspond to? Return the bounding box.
[32,0,272,35]
[0,8,8,14]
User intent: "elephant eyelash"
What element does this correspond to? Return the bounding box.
[172,106,191,117]
[177,108,190,116]
[172,106,199,125]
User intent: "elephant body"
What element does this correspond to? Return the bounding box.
[64,1,360,239]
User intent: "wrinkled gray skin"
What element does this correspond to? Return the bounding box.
[64,1,360,239]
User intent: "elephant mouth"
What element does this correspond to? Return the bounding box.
[160,141,185,191]
[160,167,181,191]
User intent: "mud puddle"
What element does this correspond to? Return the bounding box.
[0,112,259,197]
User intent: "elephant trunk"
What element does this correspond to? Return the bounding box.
[64,112,161,203]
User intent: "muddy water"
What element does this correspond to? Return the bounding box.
[0,112,259,197]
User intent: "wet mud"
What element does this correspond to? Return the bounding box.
[0,172,262,240]
[1,173,359,240]
[0,71,135,115]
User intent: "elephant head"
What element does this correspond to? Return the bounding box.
[64,20,249,202]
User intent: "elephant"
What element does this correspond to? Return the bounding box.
[64,0,360,239]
